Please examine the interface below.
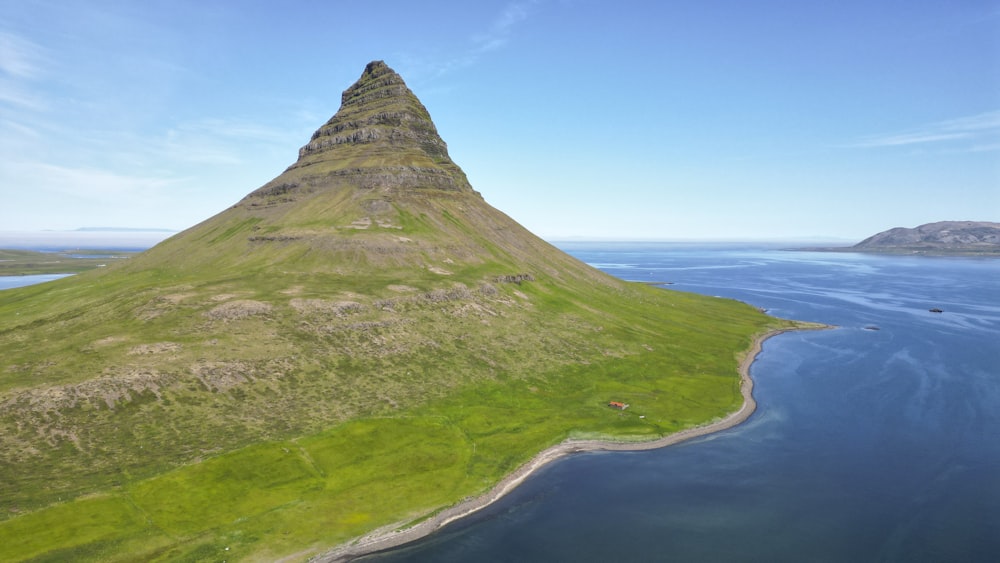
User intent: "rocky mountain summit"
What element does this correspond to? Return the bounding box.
[261,60,475,199]
[136,59,575,278]
[852,221,1000,255]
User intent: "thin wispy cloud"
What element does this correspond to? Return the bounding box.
[1,104,312,228]
[157,117,304,165]
[0,80,46,110]
[969,143,1000,153]
[0,31,47,79]
[412,0,540,79]
[0,118,40,139]
[0,31,49,111]
[472,1,534,54]
[2,160,176,201]
[172,118,303,143]
[853,110,1000,149]
[857,131,972,147]
[937,110,1000,133]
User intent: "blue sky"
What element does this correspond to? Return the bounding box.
[1,1,998,241]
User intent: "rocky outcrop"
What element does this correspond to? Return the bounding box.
[494,273,535,284]
[236,61,480,223]
[281,61,472,192]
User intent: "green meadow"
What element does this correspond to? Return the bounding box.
[0,249,136,276]
[0,260,792,561]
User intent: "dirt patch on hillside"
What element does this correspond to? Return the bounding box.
[191,361,253,392]
[128,342,182,355]
[191,358,295,392]
[205,300,273,321]
[289,299,364,316]
[90,336,129,347]
[136,297,178,321]
[450,302,498,318]
[1,368,172,416]
[388,284,418,292]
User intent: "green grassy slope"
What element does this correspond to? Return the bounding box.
[1,274,784,562]
[0,61,794,561]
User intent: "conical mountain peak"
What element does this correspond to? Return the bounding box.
[289,60,468,193]
[339,60,410,109]
[154,60,567,275]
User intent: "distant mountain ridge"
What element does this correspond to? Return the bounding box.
[799,221,1000,256]
[852,221,1000,255]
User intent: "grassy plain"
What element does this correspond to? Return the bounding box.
[0,249,136,275]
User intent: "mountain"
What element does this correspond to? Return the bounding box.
[120,61,609,283]
[852,221,1000,255]
[0,61,787,561]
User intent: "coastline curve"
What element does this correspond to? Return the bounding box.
[313,326,812,562]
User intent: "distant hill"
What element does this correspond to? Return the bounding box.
[803,221,1000,256]
[852,221,1000,255]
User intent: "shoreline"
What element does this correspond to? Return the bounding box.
[313,326,813,562]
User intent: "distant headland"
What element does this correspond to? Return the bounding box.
[801,221,1000,256]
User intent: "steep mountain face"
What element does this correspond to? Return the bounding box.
[852,221,1000,254]
[131,60,593,282]
[294,59,470,186]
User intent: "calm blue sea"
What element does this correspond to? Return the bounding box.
[0,274,71,290]
[364,243,1000,562]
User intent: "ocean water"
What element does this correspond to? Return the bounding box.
[363,243,1000,562]
[0,274,72,290]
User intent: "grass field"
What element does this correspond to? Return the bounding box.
[0,264,792,561]
[0,204,791,562]
[0,249,136,276]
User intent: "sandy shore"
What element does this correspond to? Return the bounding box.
[313,327,804,562]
